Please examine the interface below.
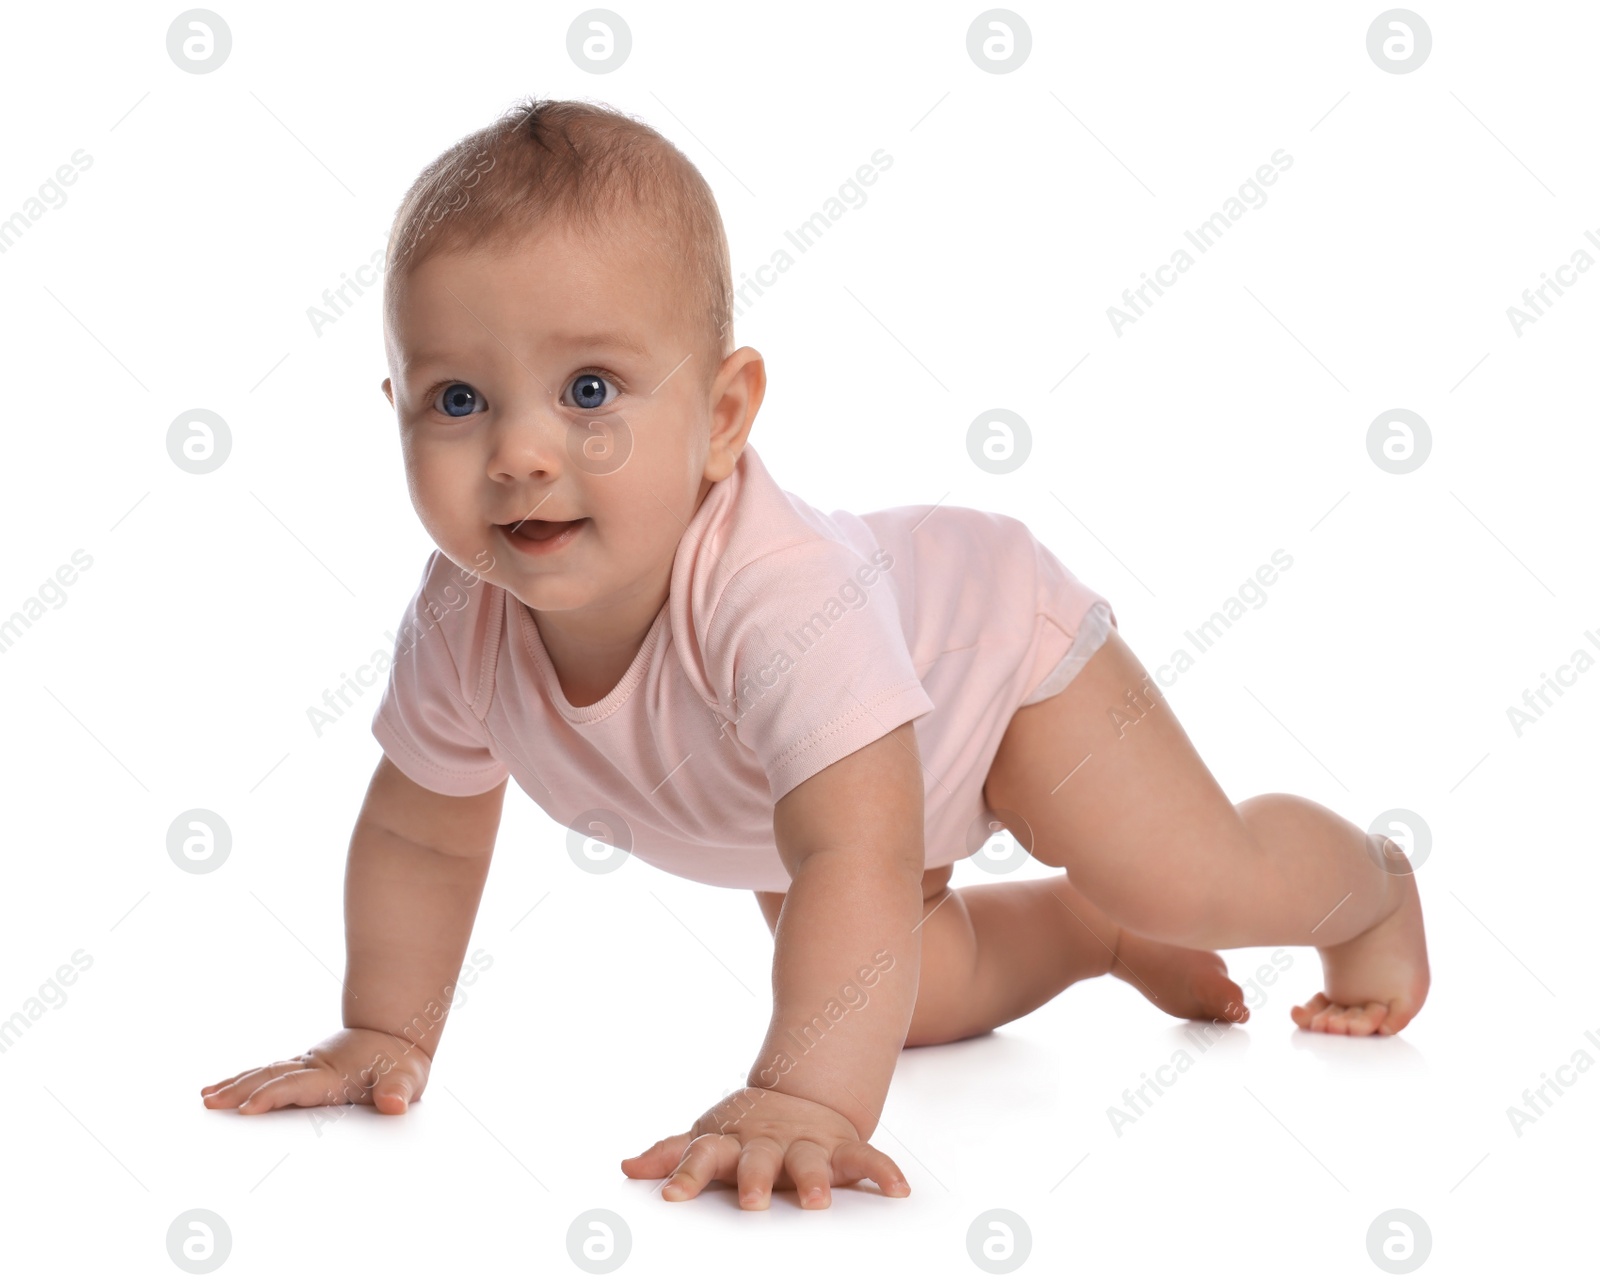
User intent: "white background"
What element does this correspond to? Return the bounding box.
[2,0,1595,1279]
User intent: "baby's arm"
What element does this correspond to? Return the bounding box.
[621,721,925,1208]
[201,756,506,1114]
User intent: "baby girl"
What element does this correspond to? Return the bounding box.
[200,97,1431,1211]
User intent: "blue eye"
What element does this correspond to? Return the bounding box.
[566,373,616,412]
[435,382,483,418]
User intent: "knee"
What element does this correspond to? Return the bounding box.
[1236,792,1340,845]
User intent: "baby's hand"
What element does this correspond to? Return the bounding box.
[200,1027,431,1115]
[621,1086,911,1210]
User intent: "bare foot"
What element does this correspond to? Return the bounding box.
[1291,837,1431,1036]
[1110,928,1249,1024]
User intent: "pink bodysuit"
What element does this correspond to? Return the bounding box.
[371,443,1116,892]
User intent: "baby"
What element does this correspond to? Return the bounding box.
[201,97,1431,1211]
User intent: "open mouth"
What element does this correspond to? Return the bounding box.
[499,516,588,553]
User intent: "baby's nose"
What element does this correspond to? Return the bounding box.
[487,407,568,481]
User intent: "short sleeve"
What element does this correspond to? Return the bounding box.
[706,539,935,803]
[370,552,511,797]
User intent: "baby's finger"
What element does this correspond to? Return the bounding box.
[829,1140,910,1197]
[201,1062,303,1108]
[783,1139,834,1210]
[371,1065,421,1114]
[200,1068,262,1096]
[735,1138,786,1211]
[237,1068,341,1114]
[662,1134,739,1201]
[620,1132,693,1179]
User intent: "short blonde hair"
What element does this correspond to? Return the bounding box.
[384,96,735,387]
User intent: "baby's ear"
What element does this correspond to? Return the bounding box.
[381,377,395,407]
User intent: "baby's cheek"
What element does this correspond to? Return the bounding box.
[408,471,474,537]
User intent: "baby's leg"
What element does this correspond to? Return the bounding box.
[755,867,1247,1046]
[984,627,1430,1036]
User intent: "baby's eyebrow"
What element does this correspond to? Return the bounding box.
[402,330,650,374]
[555,329,651,357]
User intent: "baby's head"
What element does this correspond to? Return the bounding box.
[380,97,764,617]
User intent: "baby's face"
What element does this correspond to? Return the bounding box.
[382,220,745,619]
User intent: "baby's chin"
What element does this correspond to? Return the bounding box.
[487,570,595,615]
